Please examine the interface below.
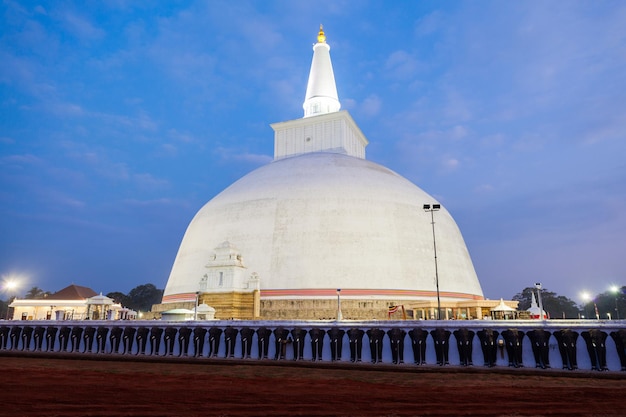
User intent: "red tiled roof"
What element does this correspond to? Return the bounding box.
[47,284,98,300]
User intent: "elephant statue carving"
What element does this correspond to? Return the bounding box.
[609,329,626,371]
[163,327,178,356]
[193,327,208,357]
[34,326,46,351]
[387,328,406,364]
[273,327,291,360]
[177,327,192,357]
[70,326,84,352]
[257,327,272,359]
[95,327,109,354]
[477,329,499,367]
[408,328,428,365]
[58,326,71,352]
[208,327,223,357]
[291,328,307,361]
[149,327,164,356]
[328,327,345,362]
[582,329,608,371]
[501,329,525,368]
[430,328,451,366]
[347,328,365,363]
[366,328,385,364]
[453,328,474,366]
[21,326,34,351]
[9,326,23,350]
[526,329,551,369]
[554,329,578,370]
[224,327,239,358]
[109,327,123,354]
[0,326,10,350]
[122,327,137,354]
[309,328,326,361]
[135,327,150,355]
[240,327,254,359]
[83,326,96,353]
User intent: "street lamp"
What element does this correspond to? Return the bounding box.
[194,291,200,321]
[610,285,620,320]
[534,283,545,321]
[2,279,19,320]
[336,289,343,321]
[424,203,441,320]
[580,291,591,319]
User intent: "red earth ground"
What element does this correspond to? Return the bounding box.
[1,354,625,417]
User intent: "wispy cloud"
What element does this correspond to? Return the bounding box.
[58,10,105,42]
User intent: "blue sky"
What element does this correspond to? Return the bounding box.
[1,1,625,303]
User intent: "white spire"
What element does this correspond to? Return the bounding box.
[303,25,341,118]
[530,292,538,309]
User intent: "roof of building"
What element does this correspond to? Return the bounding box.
[47,284,98,300]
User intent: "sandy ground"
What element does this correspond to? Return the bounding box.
[0,354,625,417]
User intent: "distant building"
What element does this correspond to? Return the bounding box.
[8,284,134,320]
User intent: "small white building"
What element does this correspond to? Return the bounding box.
[9,284,125,321]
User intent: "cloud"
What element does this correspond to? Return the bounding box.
[0,137,16,145]
[167,129,198,144]
[385,50,422,80]
[122,198,178,208]
[133,173,170,190]
[414,11,443,36]
[0,154,42,166]
[474,184,495,194]
[214,146,272,166]
[441,157,459,172]
[59,10,105,41]
[360,95,381,116]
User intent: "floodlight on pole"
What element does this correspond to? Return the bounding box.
[534,282,545,321]
[2,278,20,320]
[423,203,441,320]
[336,289,343,321]
[580,291,591,319]
[610,285,620,320]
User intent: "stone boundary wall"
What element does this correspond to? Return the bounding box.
[1,320,625,372]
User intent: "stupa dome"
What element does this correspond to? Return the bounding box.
[163,151,483,304]
[159,26,484,319]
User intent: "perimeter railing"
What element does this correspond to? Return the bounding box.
[1,319,625,372]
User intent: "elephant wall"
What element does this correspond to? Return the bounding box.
[1,320,625,372]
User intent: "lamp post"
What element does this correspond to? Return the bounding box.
[610,285,620,320]
[581,291,591,319]
[2,279,19,320]
[336,289,343,321]
[424,203,441,320]
[535,282,545,321]
[194,291,200,321]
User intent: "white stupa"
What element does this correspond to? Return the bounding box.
[527,292,548,320]
[159,26,484,320]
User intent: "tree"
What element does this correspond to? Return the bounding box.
[0,299,8,319]
[127,284,163,313]
[106,291,130,307]
[512,287,581,319]
[24,286,45,299]
[584,286,626,320]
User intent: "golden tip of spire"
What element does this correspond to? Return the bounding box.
[317,24,326,43]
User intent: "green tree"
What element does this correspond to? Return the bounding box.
[584,286,626,320]
[512,287,581,319]
[106,291,130,307]
[24,286,45,299]
[127,284,163,312]
[0,299,8,319]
